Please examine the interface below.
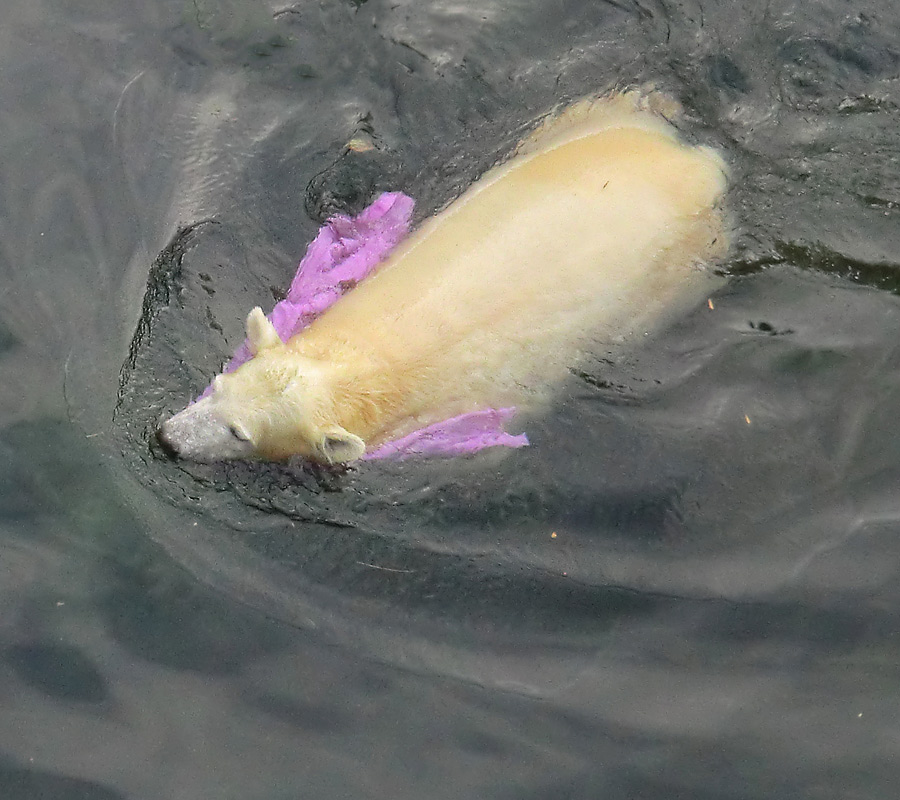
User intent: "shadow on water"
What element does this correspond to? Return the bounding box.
[0,420,291,673]
[0,756,126,800]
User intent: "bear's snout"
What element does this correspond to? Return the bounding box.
[153,398,258,462]
[155,420,181,458]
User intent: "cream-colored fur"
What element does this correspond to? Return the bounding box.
[158,90,729,464]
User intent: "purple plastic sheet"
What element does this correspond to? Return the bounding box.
[364,406,526,460]
[199,191,528,459]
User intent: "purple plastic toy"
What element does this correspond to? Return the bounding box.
[200,192,528,460]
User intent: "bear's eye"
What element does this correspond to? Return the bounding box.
[229,425,250,442]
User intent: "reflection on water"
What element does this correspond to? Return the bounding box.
[2,0,900,796]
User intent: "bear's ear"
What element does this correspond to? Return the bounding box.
[246,307,281,355]
[315,426,366,465]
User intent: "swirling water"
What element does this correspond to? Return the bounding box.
[2,0,900,797]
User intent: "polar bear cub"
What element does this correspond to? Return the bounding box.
[157,90,729,464]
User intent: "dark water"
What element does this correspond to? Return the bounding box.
[2,0,900,797]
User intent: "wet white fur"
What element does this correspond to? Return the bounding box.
[158,90,729,464]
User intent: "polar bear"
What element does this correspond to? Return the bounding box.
[157,90,729,465]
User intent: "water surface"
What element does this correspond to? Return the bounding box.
[2,0,900,797]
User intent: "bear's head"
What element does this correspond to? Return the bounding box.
[156,307,366,465]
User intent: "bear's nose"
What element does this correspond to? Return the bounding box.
[155,422,180,458]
